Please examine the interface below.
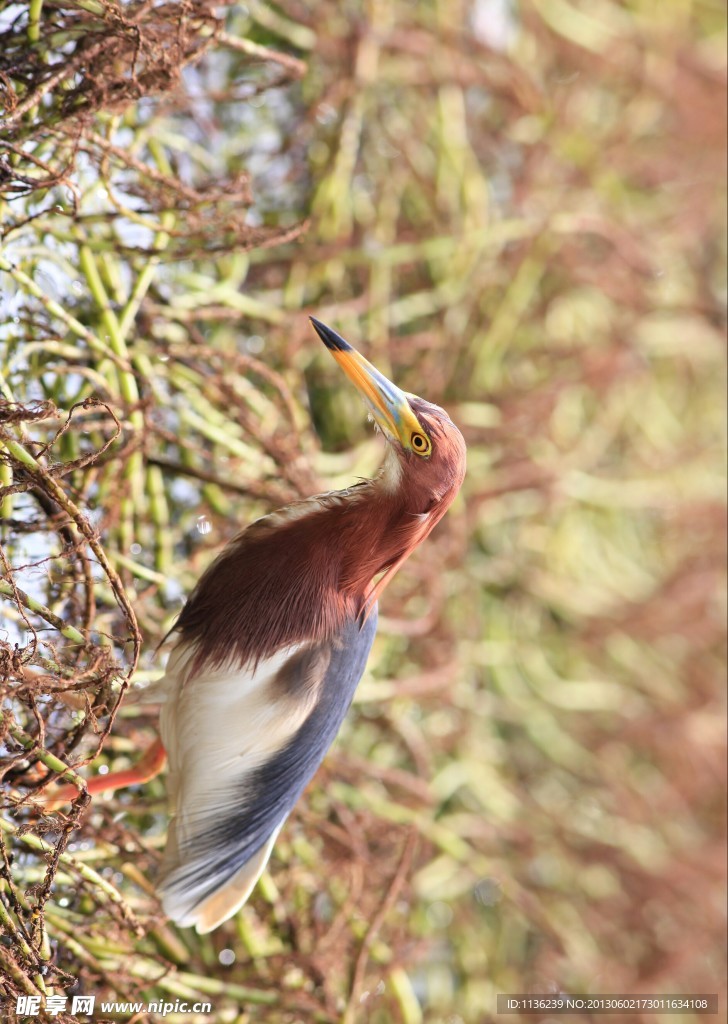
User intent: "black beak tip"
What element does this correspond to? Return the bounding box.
[309,316,353,353]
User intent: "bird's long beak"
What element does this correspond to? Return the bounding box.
[310,317,424,447]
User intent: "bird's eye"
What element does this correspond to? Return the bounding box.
[411,432,431,456]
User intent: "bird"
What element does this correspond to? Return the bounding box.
[46,317,466,933]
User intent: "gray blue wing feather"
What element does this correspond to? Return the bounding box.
[157,609,377,920]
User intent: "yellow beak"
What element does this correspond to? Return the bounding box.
[310,317,428,452]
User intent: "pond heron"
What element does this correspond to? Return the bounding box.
[49,317,466,933]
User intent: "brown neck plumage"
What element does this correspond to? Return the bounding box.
[175,482,427,671]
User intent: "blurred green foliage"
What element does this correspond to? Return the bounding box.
[1,1,725,1022]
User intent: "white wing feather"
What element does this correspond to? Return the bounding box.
[153,639,317,930]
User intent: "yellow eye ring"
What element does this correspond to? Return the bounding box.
[411,432,431,456]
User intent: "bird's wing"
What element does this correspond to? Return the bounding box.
[156,609,378,932]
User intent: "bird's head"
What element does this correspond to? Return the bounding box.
[310,317,466,517]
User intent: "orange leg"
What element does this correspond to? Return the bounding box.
[42,737,167,809]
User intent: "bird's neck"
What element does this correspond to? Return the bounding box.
[176,478,424,671]
[336,485,418,599]
[266,477,419,607]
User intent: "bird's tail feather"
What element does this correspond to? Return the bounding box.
[158,824,282,934]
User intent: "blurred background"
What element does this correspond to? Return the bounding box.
[1,1,725,1022]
